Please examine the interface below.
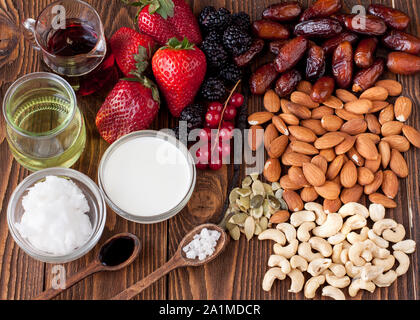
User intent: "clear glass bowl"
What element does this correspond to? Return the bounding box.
[98,130,196,224]
[7,167,106,263]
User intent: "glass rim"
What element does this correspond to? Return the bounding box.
[98,130,197,224]
[2,72,77,139]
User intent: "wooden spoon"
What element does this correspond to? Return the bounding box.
[34,232,141,300]
[110,223,228,300]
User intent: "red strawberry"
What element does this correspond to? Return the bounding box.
[110,27,156,77]
[96,78,160,144]
[168,0,202,44]
[152,37,206,117]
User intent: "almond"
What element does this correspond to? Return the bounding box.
[314,134,345,149]
[335,135,356,155]
[264,124,278,151]
[314,181,341,200]
[281,152,311,167]
[302,162,326,187]
[381,121,403,136]
[301,119,327,136]
[280,175,302,190]
[279,113,300,125]
[356,135,379,161]
[264,90,281,113]
[269,210,290,224]
[347,147,365,167]
[264,158,281,182]
[321,115,343,131]
[364,170,383,195]
[378,105,394,125]
[365,114,381,135]
[379,141,391,168]
[357,133,381,144]
[357,167,374,186]
[281,99,311,119]
[290,141,319,155]
[382,170,399,199]
[340,119,367,135]
[381,135,410,152]
[288,126,317,143]
[369,100,390,113]
[311,106,334,119]
[291,91,319,109]
[344,99,373,114]
[368,193,397,208]
[364,155,382,173]
[394,96,412,122]
[340,160,357,188]
[288,166,309,187]
[319,148,336,162]
[359,86,389,101]
[402,125,420,148]
[311,155,328,174]
[248,125,264,151]
[335,108,364,121]
[300,186,318,202]
[326,154,345,180]
[297,80,313,95]
[336,89,357,103]
[375,80,402,96]
[323,198,342,213]
[268,135,289,158]
[323,96,344,109]
[340,184,363,204]
[282,190,304,212]
[389,149,408,178]
[248,112,273,125]
[272,115,289,135]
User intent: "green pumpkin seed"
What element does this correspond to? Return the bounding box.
[229,226,241,240]
[226,221,236,231]
[250,172,259,181]
[244,216,255,241]
[250,194,264,208]
[254,223,262,236]
[263,183,274,196]
[229,188,240,204]
[252,180,265,196]
[279,198,289,210]
[272,182,281,191]
[275,188,284,200]
[237,196,250,211]
[263,199,271,214]
[242,176,252,188]
[236,187,251,197]
[268,195,281,210]
[251,206,263,218]
[231,213,248,225]
[259,217,269,231]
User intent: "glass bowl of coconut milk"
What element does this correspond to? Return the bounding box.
[98,130,196,224]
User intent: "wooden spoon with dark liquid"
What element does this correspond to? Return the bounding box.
[110,224,228,300]
[34,233,141,300]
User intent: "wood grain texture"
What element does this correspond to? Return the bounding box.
[0,0,418,300]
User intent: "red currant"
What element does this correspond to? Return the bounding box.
[198,127,211,142]
[195,145,209,163]
[223,105,237,121]
[218,141,231,158]
[209,151,223,171]
[205,110,221,128]
[207,102,224,114]
[219,127,232,140]
[229,93,244,108]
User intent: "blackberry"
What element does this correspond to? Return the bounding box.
[223,25,252,56]
[198,6,216,29]
[201,39,228,69]
[200,7,232,33]
[219,63,242,84]
[200,77,226,101]
[179,103,206,130]
[231,12,251,31]
[204,31,222,44]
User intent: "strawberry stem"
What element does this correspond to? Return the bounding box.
[163,37,195,50]
[122,76,161,104]
[122,0,174,19]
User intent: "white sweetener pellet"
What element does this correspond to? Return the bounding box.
[16,176,93,255]
[183,228,221,261]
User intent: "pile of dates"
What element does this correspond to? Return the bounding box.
[245,0,420,102]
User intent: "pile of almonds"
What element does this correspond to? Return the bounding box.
[248,79,420,215]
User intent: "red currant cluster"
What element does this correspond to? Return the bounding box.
[195,93,245,171]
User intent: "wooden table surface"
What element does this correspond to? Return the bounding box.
[0,0,419,300]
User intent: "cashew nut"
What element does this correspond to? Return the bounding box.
[297,221,316,242]
[373,270,398,287]
[341,214,367,235]
[340,248,349,264]
[290,255,308,272]
[364,239,390,259]
[329,263,346,277]
[347,227,369,244]
[304,275,325,299]
[382,224,406,243]
[369,203,385,222]
[339,202,369,218]
[361,249,373,262]
[309,237,333,257]
[372,255,395,272]
[348,242,367,266]
[328,233,346,245]
[325,274,351,288]
[262,267,286,291]
[304,202,327,225]
[348,278,375,297]
[393,251,410,276]
[287,269,305,293]
[313,213,343,238]
[298,242,323,262]
[273,239,299,259]
[345,261,365,278]
[392,239,416,254]
[368,229,389,248]
[276,223,297,242]
[360,264,384,282]
[307,258,332,276]
[290,210,316,227]
[322,286,346,300]
[268,254,291,274]
[258,229,286,245]
[373,219,397,236]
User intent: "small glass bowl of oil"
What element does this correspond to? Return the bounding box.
[2,72,86,171]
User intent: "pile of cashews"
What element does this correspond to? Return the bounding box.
[259,202,416,300]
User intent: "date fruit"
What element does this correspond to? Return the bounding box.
[275,69,302,97]
[250,63,279,95]
[274,36,308,73]
[368,4,410,30]
[332,41,353,89]
[269,40,287,55]
[352,58,385,92]
[294,18,342,39]
[310,76,335,103]
[234,39,265,67]
[354,37,378,68]
[252,19,290,40]
[322,32,359,55]
[387,52,420,75]
[306,43,326,81]
[300,0,342,22]
[382,30,420,55]
[342,14,387,36]
[263,2,302,22]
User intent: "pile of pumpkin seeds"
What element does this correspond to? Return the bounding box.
[223,173,288,241]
